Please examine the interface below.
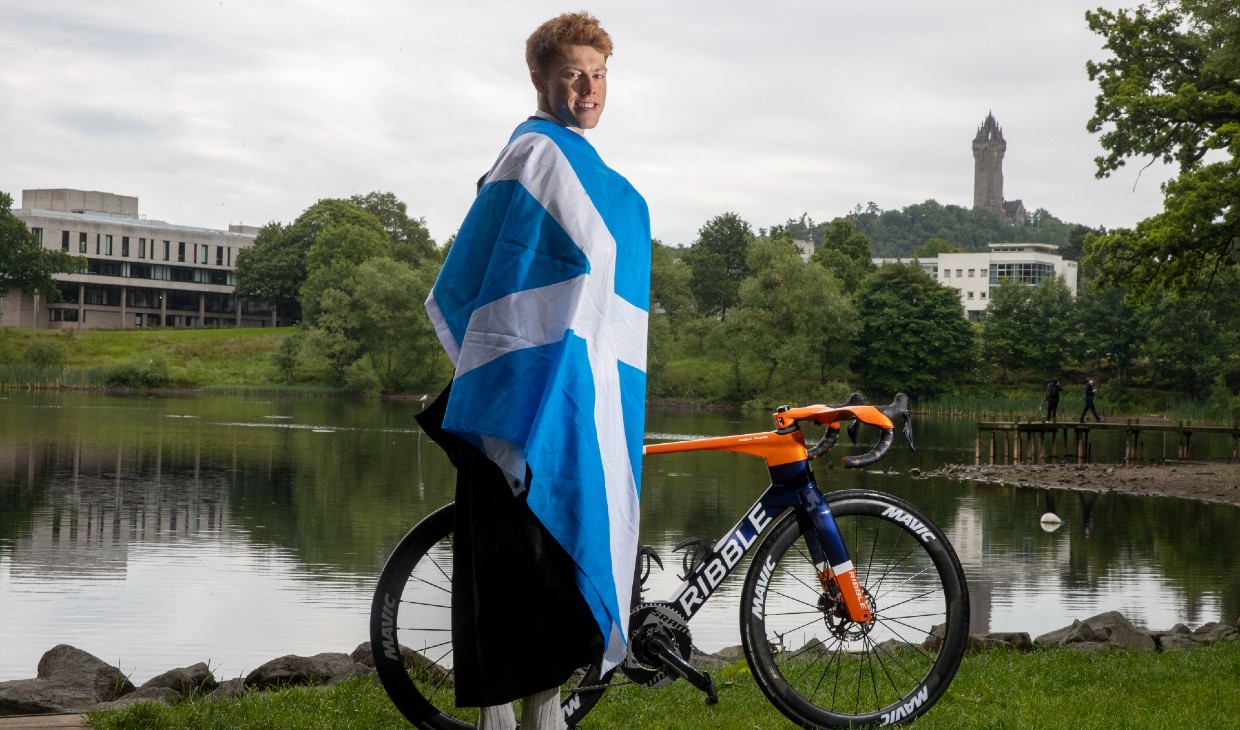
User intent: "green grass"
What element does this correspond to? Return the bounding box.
[86,642,1240,729]
[0,327,305,390]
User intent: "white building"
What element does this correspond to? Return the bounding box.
[4,189,277,330]
[875,242,1078,322]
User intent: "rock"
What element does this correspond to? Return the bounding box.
[1036,612,1156,651]
[206,678,247,702]
[0,644,136,715]
[244,652,370,691]
[93,686,181,711]
[141,662,218,697]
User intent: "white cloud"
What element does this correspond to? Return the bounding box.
[1,0,1173,246]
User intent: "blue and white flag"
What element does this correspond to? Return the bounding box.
[426,118,650,673]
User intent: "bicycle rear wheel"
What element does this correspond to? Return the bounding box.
[740,490,969,728]
[370,503,611,729]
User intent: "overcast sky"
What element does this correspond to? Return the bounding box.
[2,0,1173,247]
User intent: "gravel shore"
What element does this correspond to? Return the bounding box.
[925,460,1240,507]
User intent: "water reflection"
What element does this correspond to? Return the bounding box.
[1,393,1238,684]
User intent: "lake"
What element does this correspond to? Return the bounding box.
[2,391,1237,683]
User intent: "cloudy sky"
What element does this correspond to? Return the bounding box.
[2,0,1172,247]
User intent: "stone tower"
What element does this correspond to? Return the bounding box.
[972,112,1006,216]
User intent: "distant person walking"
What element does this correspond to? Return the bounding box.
[1044,379,1063,420]
[1079,378,1101,423]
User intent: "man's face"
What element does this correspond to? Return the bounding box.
[533,44,607,131]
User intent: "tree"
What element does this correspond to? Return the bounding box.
[303,257,443,392]
[235,195,425,320]
[0,191,83,303]
[299,219,393,324]
[348,191,438,266]
[726,237,857,399]
[850,263,976,397]
[808,219,875,292]
[914,238,965,258]
[981,277,1074,383]
[1083,2,1240,299]
[682,212,754,320]
[1134,270,1240,396]
[1071,286,1141,383]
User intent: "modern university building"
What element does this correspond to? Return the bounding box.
[4,189,279,330]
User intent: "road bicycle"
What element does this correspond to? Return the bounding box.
[371,393,970,728]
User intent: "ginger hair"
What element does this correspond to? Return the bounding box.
[525,12,613,73]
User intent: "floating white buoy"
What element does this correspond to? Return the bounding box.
[1039,512,1063,532]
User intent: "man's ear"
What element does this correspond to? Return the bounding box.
[530,68,545,95]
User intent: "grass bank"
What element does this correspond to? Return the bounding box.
[3,328,1235,423]
[87,642,1240,729]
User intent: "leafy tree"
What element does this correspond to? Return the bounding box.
[851,263,975,397]
[235,195,425,320]
[302,257,442,392]
[726,237,857,399]
[682,212,754,320]
[1083,2,1240,299]
[1135,271,1240,396]
[981,277,1074,383]
[808,219,875,292]
[348,191,438,266]
[914,238,965,258]
[0,191,83,303]
[300,219,393,324]
[1071,286,1141,383]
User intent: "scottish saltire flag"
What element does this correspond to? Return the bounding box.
[425,118,651,673]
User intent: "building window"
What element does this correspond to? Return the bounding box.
[96,234,101,255]
[955,269,962,277]
[139,238,146,259]
[79,232,88,253]
[105,235,114,256]
[944,269,951,278]
[215,246,223,266]
[178,242,185,262]
[967,291,975,300]
[61,230,70,251]
[30,227,43,243]
[162,240,171,261]
[968,269,975,277]
[122,236,130,257]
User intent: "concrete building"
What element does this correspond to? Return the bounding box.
[4,189,276,330]
[876,242,1078,322]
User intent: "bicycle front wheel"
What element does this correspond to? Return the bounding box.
[370,503,611,729]
[740,490,969,728]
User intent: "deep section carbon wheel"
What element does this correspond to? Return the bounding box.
[740,490,969,728]
[370,503,610,729]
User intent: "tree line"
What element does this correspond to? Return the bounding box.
[3,0,1236,413]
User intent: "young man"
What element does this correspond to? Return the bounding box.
[1079,377,1101,423]
[418,13,650,730]
[1044,378,1063,420]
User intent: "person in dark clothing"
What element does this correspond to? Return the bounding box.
[1079,378,1101,423]
[1044,379,1063,420]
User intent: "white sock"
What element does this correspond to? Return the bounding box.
[519,686,566,730]
[477,702,516,730]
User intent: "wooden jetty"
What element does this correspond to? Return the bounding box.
[974,418,1240,465]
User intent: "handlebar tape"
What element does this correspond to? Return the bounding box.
[841,427,894,469]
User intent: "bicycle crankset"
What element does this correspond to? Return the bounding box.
[622,603,718,704]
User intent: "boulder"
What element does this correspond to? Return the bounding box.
[0,645,135,715]
[206,678,248,702]
[93,686,181,711]
[1036,612,1155,651]
[141,662,218,697]
[243,652,370,691]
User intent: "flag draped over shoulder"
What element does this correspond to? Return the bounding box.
[426,118,651,673]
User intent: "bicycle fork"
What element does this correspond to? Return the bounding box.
[799,485,874,624]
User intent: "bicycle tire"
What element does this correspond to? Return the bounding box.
[740,490,969,728]
[370,503,611,729]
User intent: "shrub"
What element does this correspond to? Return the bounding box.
[105,356,171,388]
[23,341,68,371]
